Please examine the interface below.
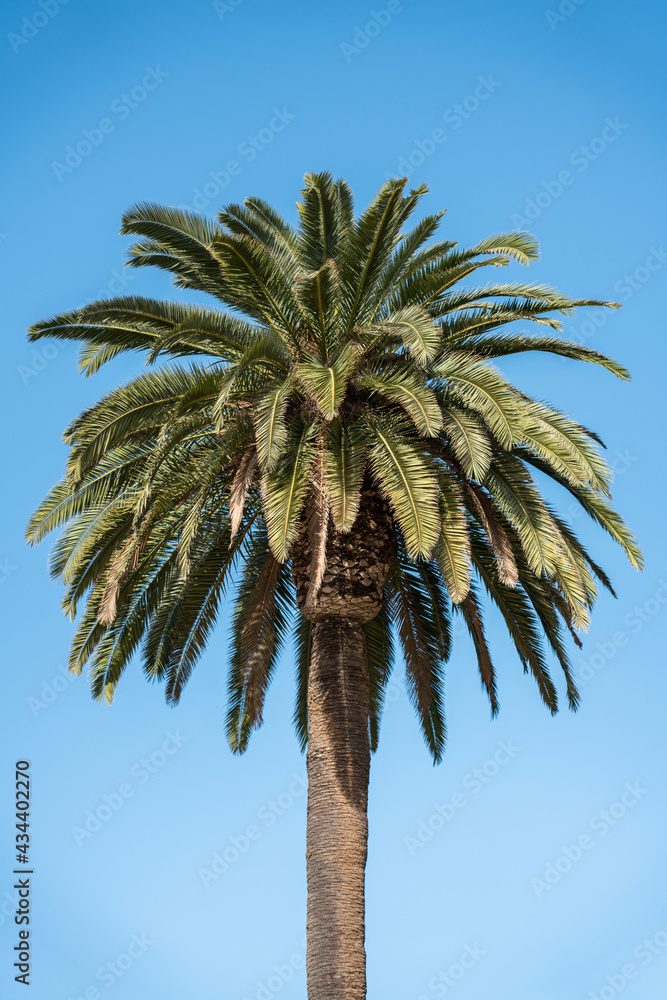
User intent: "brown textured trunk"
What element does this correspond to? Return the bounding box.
[293,489,395,1000]
[306,616,370,1000]
[291,488,395,624]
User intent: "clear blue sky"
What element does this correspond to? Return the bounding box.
[2,1,666,998]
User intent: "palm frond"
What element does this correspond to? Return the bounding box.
[226,539,293,752]
[388,558,447,762]
[366,418,440,558]
[363,601,395,752]
[261,421,318,560]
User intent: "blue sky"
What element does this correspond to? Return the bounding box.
[2,0,666,998]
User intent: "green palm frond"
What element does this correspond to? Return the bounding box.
[450,331,630,380]
[363,601,396,753]
[261,421,318,560]
[226,537,294,752]
[366,418,440,558]
[338,178,417,331]
[470,527,561,711]
[361,370,442,436]
[371,305,441,363]
[485,455,561,575]
[218,200,299,281]
[210,233,302,338]
[251,378,293,472]
[439,407,493,481]
[120,203,227,297]
[296,170,343,270]
[295,260,341,355]
[292,615,313,753]
[322,420,366,531]
[433,352,523,447]
[453,584,499,716]
[296,343,360,419]
[388,232,541,313]
[388,555,447,762]
[433,478,471,604]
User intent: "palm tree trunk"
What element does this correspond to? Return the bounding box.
[306,615,370,1000]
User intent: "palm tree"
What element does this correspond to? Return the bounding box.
[27,173,641,1000]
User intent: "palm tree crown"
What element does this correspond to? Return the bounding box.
[27,172,641,763]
